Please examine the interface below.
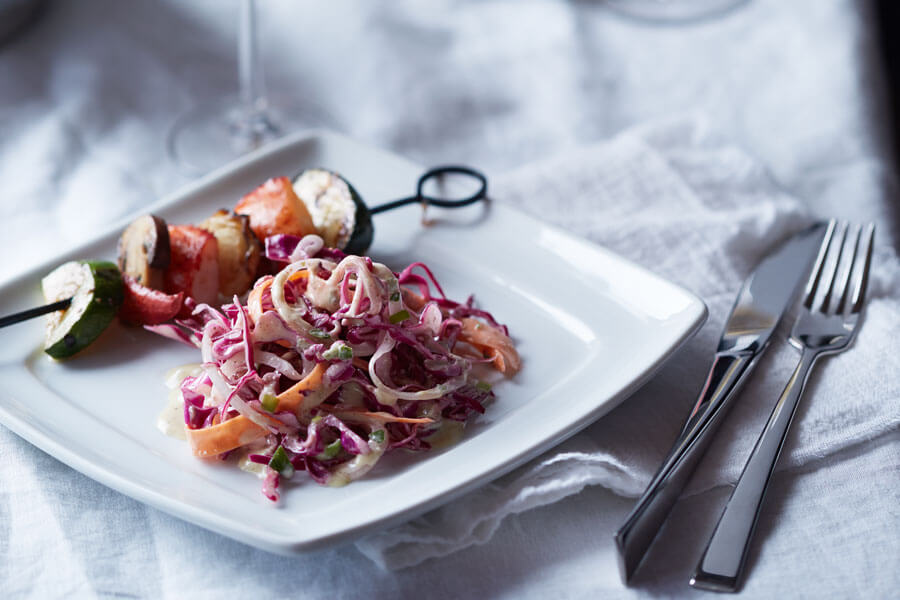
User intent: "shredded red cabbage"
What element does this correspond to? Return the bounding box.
[153,234,519,502]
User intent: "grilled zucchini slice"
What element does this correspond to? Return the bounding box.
[41,260,124,359]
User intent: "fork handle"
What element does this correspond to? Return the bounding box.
[690,349,819,592]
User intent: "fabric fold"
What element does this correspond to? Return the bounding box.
[356,116,900,570]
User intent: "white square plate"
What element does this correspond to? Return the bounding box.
[0,131,706,554]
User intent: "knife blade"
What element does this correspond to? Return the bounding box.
[613,221,828,584]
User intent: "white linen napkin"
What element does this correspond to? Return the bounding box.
[355,117,900,569]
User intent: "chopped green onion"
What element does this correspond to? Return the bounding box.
[475,381,492,392]
[369,429,385,443]
[390,291,400,302]
[268,447,294,477]
[389,309,410,325]
[308,328,331,340]
[311,415,323,424]
[260,392,279,412]
[323,342,353,361]
[318,439,342,460]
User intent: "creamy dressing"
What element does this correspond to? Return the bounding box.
[337,381,366,408]
[157,364,203,440]
[424,420,465,450]
[157,389,187,440]
[238,450,268,477]
[327,442,387,487]
[297,259,339,313]
[164,363,204,389]
[373,386,399,407]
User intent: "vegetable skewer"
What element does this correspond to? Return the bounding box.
[5,165,489,355]
[0,299,72,328]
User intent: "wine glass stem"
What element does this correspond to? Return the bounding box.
[237,0,272,130]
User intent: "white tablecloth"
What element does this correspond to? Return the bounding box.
[1,0,898,598]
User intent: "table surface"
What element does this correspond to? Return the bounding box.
[1,1,898,598]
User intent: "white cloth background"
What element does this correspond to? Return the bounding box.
[357,120,900,575]
[1,0,898,598]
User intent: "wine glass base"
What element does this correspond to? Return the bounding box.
[605,0,748,23]
[167,97,333,176]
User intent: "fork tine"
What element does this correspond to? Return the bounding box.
[803,219,837,309]
[847,223,875,315]
[832,223,861,314]
[812,220,848,313]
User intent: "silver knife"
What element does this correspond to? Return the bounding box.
[613,221,827,584]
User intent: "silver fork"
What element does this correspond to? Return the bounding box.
[690,219,875,593]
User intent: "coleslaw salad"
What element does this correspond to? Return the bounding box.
[149,234,519,501]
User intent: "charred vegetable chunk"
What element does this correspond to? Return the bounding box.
[119,274,184,325]
[164,224,220,306]
[200,210,262,296]
[116,214,171,290]
[235,177,317,242]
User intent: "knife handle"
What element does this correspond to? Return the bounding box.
[614,351,757,583]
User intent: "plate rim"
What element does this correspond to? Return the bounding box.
[0,129,707,554]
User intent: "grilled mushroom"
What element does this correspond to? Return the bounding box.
[116,214,171,290]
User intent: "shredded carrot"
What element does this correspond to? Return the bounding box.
[328,408,434,425]
[400,288,426,311]
[400,291,519,375]
[246,275,274,324]
[186,362,326,458]
[275,362,327,412]
[186,414,271,458]
[458,317,521,375]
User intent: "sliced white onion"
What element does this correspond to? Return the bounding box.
[271,261,314,334]
[255,350,304,380]
[289,234,324,262]
[326,436,388,487]
[367,332,465,404]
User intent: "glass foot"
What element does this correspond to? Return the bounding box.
[605,0,748,23]
[167,97,332,176]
